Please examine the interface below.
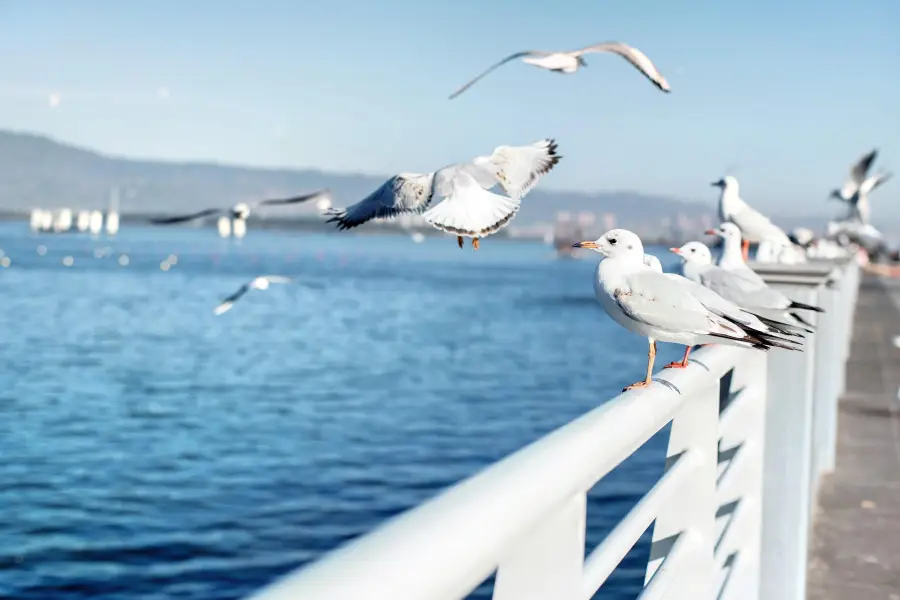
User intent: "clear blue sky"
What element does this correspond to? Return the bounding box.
[0,0,897,216]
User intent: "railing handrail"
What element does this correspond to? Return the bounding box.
[246,346,745,600]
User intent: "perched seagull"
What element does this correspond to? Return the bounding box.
[150,189,331,225]
[711,176,791,261]
[324,139,561,250]
[214,275,293,315]
[644,251,803,365]
[448,41,671,100]
[573,229,799,391]
[672,240,820,333]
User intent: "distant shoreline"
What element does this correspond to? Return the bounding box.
[0,210,708,248]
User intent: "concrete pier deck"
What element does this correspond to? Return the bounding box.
[807,276,900,599]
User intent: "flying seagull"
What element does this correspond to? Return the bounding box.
[150,189,331,225]
[573,229,799,391]
[324,139,561,250]
[448,41,670,100]
[832,149,878,202]
[214,275,294,315]
[829,149,892,224]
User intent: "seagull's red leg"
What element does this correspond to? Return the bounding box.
[663,346,692,369]
[741,240,750,262]
[472,237,480,251]
[457,236,464,249]
[625,340,656,390]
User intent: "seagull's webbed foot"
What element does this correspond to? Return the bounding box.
[472,237,480,251]
[457,236,464,249]
[624,379,652,391]
[662,361,689,369]
[662,346,692,369]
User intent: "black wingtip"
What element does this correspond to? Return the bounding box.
[789,301,825,313]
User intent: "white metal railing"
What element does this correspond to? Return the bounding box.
[242,258,860,600]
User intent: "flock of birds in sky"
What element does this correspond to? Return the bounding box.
[136,37,893,390]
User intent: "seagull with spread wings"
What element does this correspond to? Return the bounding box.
[448,41,670,100]
[324,139,561,250]
[213,275,295,315]
[150,189,331,225]
[828,149,892,224]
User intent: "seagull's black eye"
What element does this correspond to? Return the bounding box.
[690,248,696,253]
[609,238,618,245]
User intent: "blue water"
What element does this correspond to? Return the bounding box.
[0,223,686,600]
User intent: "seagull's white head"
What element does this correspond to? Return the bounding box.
[711,175,739,193]
[705,222,743,243]
[670,241,713,265]
[573,228,644,260]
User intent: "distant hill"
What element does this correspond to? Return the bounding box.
[2,129,861,239]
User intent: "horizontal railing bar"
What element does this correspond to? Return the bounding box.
[635,531,698,600]
[244,346,744,600]
[579,450,700,599]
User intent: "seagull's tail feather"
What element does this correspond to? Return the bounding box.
[423,187,520,238]
[715,313,803,351]
[788,300,825,313]
[789,311,817,328]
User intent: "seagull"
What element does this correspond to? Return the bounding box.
[150,189,331,225]
[644,251,803,364]
[324,139,561,250]
[448,41,671,100]
[573,229,800,391]
[829,150,893,225]
[832,149,878,203]
[711,176,791,261]
[214,275,294,315]
[671,240,819,333]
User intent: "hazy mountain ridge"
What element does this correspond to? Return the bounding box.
[0,129,852,235]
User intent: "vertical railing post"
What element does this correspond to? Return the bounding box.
[644,378,718,599]
[492,492,586,600]
[759,281,820,600]
[716,349,768,599]
[811,272,840,476]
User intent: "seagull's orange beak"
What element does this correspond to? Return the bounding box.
[669,247,681,255]
[572,241,598,249]
[704,229,717,235]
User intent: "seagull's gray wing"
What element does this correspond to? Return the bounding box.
[261,275,293,284]
[470,139,562,199]
[255,189,330,207]
[618,270,721,334]
[324,174,434,230]
[850,149,878,184]
[861,171,892,195]
[730,207,791,244]
[696,266,790,310]
[840,149,878,198]
[448,51,547,99]
[214,283,250,315]
[573,41,670,92]
[150,207,223,225]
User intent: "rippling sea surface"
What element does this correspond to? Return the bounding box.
[0,223,687,600]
